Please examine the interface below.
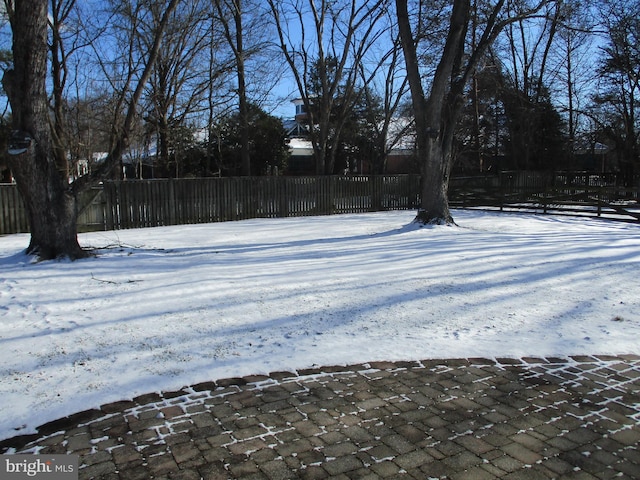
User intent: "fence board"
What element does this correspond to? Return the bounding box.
[0,184,29,234]
[77,187,106,232]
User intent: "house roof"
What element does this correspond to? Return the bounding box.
[283,119,309,137]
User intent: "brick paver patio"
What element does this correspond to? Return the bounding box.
[2,355,639,479]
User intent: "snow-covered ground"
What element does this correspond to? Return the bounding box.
[1,210,639,441]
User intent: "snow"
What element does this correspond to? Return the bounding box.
[1,209,639,441]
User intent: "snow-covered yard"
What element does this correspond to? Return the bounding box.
[1,210,639,441]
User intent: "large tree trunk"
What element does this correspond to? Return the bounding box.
[416,138,454,224]
[396,0,468,225]
[3,0,86,260]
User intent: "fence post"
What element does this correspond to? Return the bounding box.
[168,178,177,225]
[104,182,116,230]
[315,176,329,214]
[499,172,505,211]
[597,184,602,217]
[281,177,288,217]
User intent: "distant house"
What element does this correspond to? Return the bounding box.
[71,150,152,181]
[282,98,418,175]
[383,117,418,174]
[573,139,612,173]
[283,99,315,174]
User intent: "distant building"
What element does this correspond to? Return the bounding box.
[283,99,315,174]
[573,139,611,173]
[384,117,418,174]
[282,99,418,175]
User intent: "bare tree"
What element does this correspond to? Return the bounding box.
[2,0,179,259]
[213,0,249,175]
[355,10,412,174]
[49,0,80,179]
[214,0,276,176]
[267,0,387,174]
[550,1,595,163]
[203,13,236,177]
[592,0,640,182]
[490,0,568,170]
[396,0,552,224]
[143,0,211,178]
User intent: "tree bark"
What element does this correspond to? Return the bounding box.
[3,0,86,259]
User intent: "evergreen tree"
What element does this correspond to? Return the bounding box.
[213,104,288,176]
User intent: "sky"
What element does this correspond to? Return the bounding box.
[1,209,639,441]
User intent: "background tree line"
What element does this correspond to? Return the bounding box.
[5,0,636,182]
[1,0,640,257]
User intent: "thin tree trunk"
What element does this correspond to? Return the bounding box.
[234,1,251,176]
[215,0,251,175]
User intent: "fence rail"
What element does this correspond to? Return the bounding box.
[2,172,639,235]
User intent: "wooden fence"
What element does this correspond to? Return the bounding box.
[0,175,421,234]
[449,171,640,223]
[2,172,639,235]
[100,175,421,230]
